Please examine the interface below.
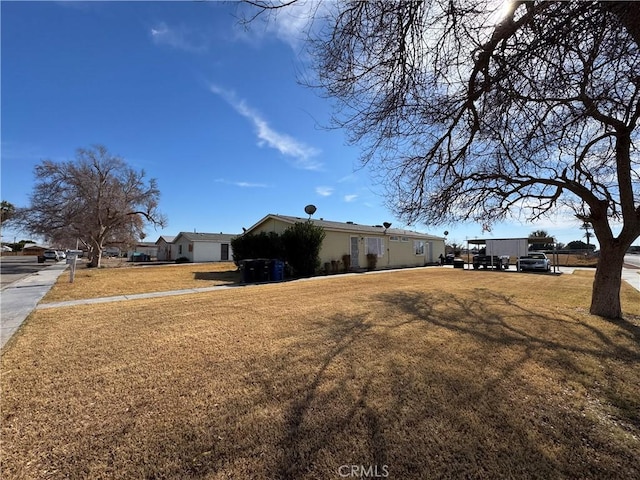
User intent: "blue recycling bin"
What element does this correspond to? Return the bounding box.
[271,259,284,281]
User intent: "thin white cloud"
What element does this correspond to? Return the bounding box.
[344,194,358,202]
[315,186,334,197]
[338,174,358,183]
[210,84,322,170]
[215,178,269,188]
[150,22,208,53]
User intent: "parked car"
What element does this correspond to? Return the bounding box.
[472,254,510,270]
[104,247,121,257]
[56,250,66,259]
[43,249,62,261]
[517,252,551,272]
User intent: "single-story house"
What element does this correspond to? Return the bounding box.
[172,232,236,263]
[21,243,48,256]
[155,235,175,261]
[244,214,446,271]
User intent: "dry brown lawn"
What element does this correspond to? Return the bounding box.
[43,262,240,303]
[552,254,599,268]
[2,268,640,479]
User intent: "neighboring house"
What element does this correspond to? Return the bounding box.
[22,243,47,256]
[127,242,158,260]
[172,232,236,263]
[155,235,175,261]
[244,214,446,271]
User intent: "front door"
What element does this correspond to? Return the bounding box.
[221,243,229,261]
[350,237,359,268]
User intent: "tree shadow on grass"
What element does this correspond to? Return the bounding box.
[377,289,640,361]
[193,270,241,284]
[273,313,389,478]
[255,288,639,478]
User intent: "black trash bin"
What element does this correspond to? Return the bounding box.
[254,259,269,282]
[241,260,256,283]
[242,259,273,283]
[453,258,465,269]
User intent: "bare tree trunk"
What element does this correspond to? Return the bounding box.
[89,241,103,268]
[590,244,626,319]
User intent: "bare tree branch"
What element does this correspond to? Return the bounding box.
[242,0,640,319]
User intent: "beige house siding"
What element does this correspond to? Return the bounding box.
[248,215,445,271]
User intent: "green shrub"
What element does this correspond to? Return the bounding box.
[232,223,325,278]
[231,232,283,264]
[281,221,326,277]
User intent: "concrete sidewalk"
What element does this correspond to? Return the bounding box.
[622,266,640,291]
[0,262,69,350]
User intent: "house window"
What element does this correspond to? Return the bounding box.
[414,240,425,255]
[401,236,410,242]
[366,237,384,257]
[178,245,183,254]
[389,235,400,242]
[188,243,193,252]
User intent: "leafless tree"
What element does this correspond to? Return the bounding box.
[243,0,640,319]
[1,201,16,225]
[18,145,166,267]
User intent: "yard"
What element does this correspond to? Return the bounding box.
[2,267,639,479]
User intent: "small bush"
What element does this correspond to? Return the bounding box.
[342,254,351,272]
[366,253,378,271]
[175,256,190,264]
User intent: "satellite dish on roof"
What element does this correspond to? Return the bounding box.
[383,222,392,229]
[304,204,317,216]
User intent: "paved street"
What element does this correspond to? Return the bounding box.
[624,253,640,268]
[0,255,58,290]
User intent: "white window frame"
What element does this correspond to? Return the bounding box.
[366,237,385,257]
[414,240,425,255]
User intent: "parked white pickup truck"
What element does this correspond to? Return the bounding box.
[517,252,551,272]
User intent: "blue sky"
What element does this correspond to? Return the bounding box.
[1,1,613,248]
